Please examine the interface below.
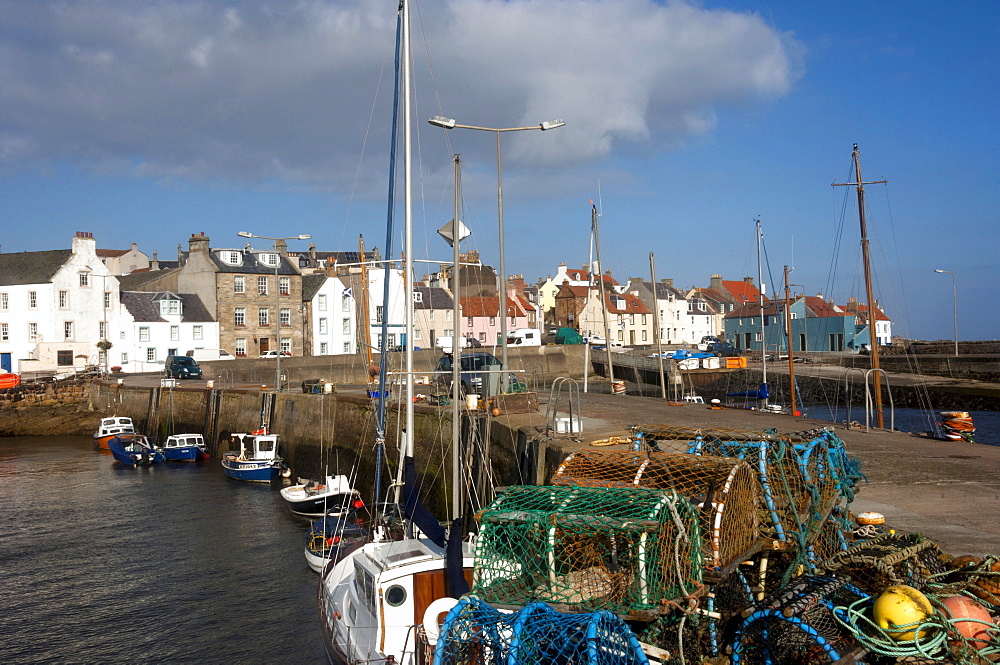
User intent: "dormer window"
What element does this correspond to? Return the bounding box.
[221,251,242,265]
[413,291,423,303]
[259,253,279,267]
[159,299,182,316]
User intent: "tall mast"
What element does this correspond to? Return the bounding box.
[756,218,767,407]
[649,252,666,400]
[402,0,415,457]
[592,203,615,387]
[358,235,374,378]
[833,144,887,429]
[784,265,796,416]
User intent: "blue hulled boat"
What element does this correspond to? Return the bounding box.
[108,435,165,467]
[161,433,210,462]
[221,432,288,482]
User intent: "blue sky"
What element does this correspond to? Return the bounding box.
[2,0,997,341]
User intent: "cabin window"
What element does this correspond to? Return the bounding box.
[222,251,241,265]
[384,585,407,607]
[260,253,278,267]
[234,276,245,294]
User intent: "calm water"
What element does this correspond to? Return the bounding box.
[802,405,1000,446]
[0,436,329,664]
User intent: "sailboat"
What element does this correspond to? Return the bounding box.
[318,4,473,662]
[727,219,772,408]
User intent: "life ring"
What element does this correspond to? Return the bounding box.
[422,597,459,646]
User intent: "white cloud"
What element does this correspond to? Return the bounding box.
[0,0,802,190]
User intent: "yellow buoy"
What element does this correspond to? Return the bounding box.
[873,585,933,641]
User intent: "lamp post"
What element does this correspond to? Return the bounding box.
[934,269,958,357]
[237,231,311,391]
[428,115,564,372]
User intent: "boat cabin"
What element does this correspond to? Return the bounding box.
[97,417,135,437]
[163,433,206,449]
[231,433,280,461]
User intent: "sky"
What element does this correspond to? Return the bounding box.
[1,0,997,342]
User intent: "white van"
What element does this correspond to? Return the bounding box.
[506,328,542,346]
[186,349,235,362]
[435,336,478,354]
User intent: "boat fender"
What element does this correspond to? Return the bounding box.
[281,466,292,478]
[422,597,459,646]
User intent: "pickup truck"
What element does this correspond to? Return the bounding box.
[706,342,741,357]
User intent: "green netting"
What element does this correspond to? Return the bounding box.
[472,485,703,617]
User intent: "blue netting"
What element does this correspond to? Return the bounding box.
[432,596,650,665]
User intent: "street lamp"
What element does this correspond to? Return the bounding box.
[428,115,565,373]
[934,269,958,357]
[237,231,311,391]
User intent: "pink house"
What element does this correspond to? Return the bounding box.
[460,291,536,346]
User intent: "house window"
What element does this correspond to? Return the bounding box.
[170,325,179,341]
[343,342,351,353]
[319,318,328,334]
[235,338,247,356]
[342,294,350,312]
[446,310,452,322]
[414,329,422,340]
[280,308,290,327]
[59,291,69,308]
[222,251,241,265]
[104,292,112,309]
[193,325,203,340]
[64,321,74,340]
[259,308,269,326]
[280,338,291,353]
[629,314,635,324]
[160,299,180,315]
[342,319,350,334]
[429,310,435,321]
[469,317,475,328]
[318,294,327,311]
[57,350,73,366]
[618,330,624,341]
[234,307,246,327]
[147,347,156,362]
[790,313,798,320]
[754,332,762,342]
[279,277,290,296]
[375,306,384,324]
[28,322,38,341]
[258,276,269,295]
[139,327,150,342]
[121,352,128,365]
[260,253,278,267]
[29,292,37,308]
[488,317,495,326]
[0,323,7,341]
[79,272,90,287]
[479,332,486,342]
[99,322,108,339]
[319,342,328,354]
[413,291,423,303]
[0,293,7,310]
[642,330,648,342]
[234,276,245,294]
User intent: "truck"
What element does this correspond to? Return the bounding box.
[505,328,542,347]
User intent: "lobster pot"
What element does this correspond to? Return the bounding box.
[473,485,702,617]
[433,597,650,665]
[815,532,949,595]
[729,576,870,665]
[553,450,762,569]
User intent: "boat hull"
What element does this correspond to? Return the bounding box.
[281,490,358,517]
[163,447,209,462]
[108,436,164,466]
[221,454,283,482]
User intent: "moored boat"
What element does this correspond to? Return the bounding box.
[161,433,210,462]
[279,474,361,517]
[94,416,136,450]
[304,512,368,574]
[108,434,164,466]
[221,432,289,482]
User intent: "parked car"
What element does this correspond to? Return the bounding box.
[164,355,203,379]
[706,342,741,358]
[434,352,515,396]
[261,350,292,358]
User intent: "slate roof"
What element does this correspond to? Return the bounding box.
[301,274,328,302]
[121,291,215,322]
[117,268,180,291]
[0,250,72,286]
[210,249,298,275]
[415,286,454,310]
[724,300,783,319]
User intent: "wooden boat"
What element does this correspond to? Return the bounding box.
[0,373,20,390]
[220,432,289,482]
[161,434,210,462]
[108,435,164,467]
[279,474,361,517]
[93,417,137,450]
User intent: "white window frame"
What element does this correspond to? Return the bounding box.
[0,322,7,341]
[59,291,69,308]
[259,307,269,326]
[147,347,156,362]
[279,276,290,296]
[28,322,38,341]
[342,319,350,334]
[234,307,246,327]
[320,342,328,354]
[170,325,179,341]
[258,276,269,296]
[319,318,328,334]
[234,276,245,294]
[104,292,112,309]
[318,294,327,311]
[235,338,247,356]
[279,337,291,353]
[79,272,90,287]
[193,325,203,340]
[64,321,74,340]
[280,308,290,327]
[29,291,37,308]
[139,327,150,342]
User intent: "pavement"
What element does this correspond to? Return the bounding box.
[504,385,1000,559]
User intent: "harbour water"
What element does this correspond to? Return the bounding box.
[0,436,328,664]
[802,405,999,446]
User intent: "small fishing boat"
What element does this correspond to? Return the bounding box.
[304,512,369,574]
[161,433,210,462]
[220,432,289,482]
[279,475,361,517]
[108,434,164,467]
[94,416,136,450]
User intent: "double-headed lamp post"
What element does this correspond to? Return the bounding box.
[428,115,565,372]
[934,269,958,357]
[237,231,311,391]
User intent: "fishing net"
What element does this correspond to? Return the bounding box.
[432,596,650,665]
[551,449,762,570]
[815,532,950,595]
[728,575,870,665]
[472,485,703,617]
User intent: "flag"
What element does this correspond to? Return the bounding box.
[343,287,353,298]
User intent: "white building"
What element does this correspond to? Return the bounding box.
[116,291,218,373]
[303,274,357,356]
[352,268,409,352]
[0,232,119,375]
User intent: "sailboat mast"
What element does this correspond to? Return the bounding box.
[833,144,887,429]
[402,0,415,457]
[358,235,374,376]
[649,252,666,399]
[784,265,796,416]
[756,218,767,406]
[592,204,615,386]
[450,154,463,522]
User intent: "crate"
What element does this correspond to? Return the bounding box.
[726,356,747,369]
